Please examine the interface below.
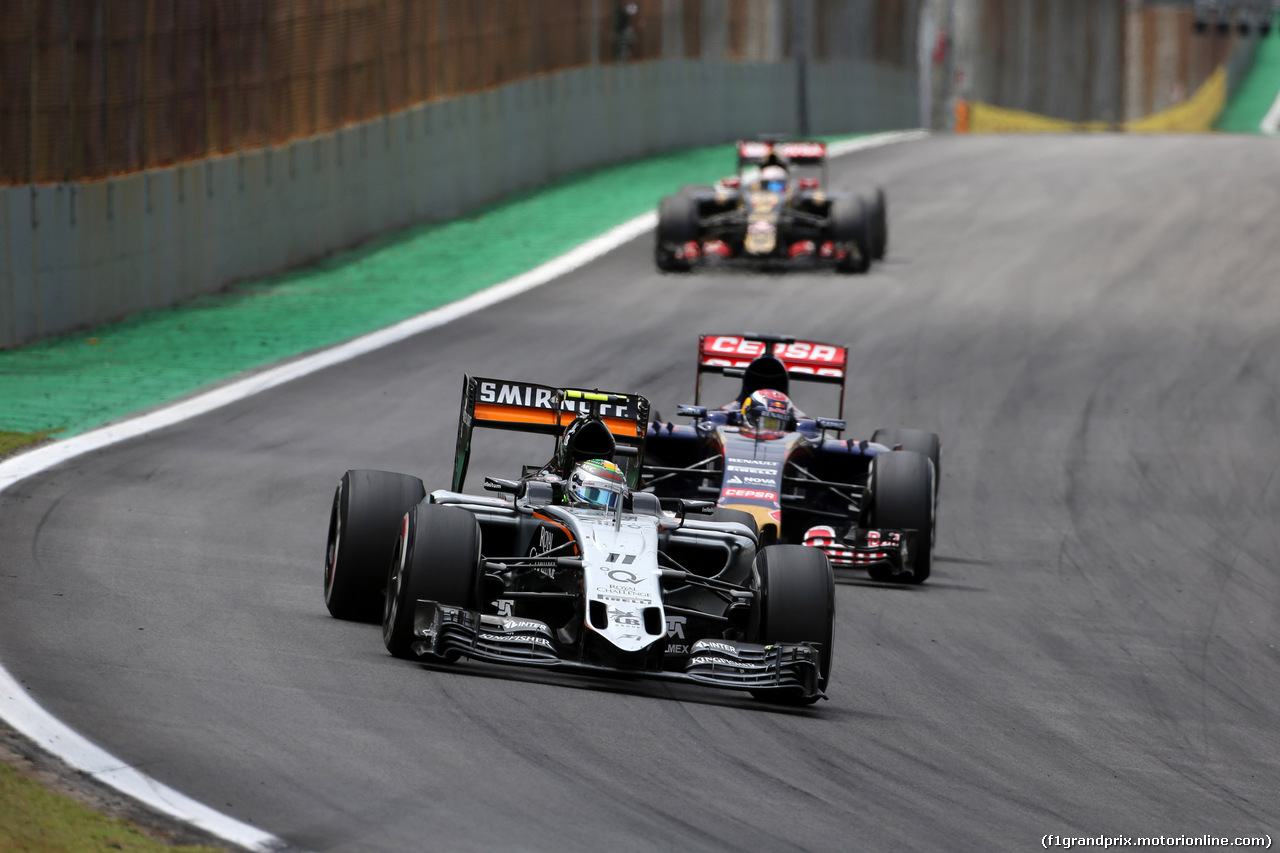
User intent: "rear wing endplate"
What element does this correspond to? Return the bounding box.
[695,333,848,416]
[453,375,650,491]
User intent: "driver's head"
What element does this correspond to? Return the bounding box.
[568,458,628,510]
[741,389,795,436]
[761,165,788,193]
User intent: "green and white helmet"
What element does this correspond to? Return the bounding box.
[569,458,627,511]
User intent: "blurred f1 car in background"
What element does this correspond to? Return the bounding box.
[323,375,835,704]
[642,333,940,584]
[655,140,887,274]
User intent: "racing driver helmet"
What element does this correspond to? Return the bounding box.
[761,165,788,193]
[741,389,795,436]
[569,458,628,511]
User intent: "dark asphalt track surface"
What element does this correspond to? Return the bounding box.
[3,135,1279,852]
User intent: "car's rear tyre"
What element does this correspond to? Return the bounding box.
[869,188,887,260]
[709,507,760,540]
[655,193,698,272]
[383,503,483,660]
[831,196,871,274]
[325,469,426,622]
[748,545,834,704]
[865,451,934,584]
[871,428,941,494]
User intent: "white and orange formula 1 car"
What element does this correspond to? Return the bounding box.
[323,376,835,704]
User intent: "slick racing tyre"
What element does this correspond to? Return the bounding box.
[869,188,887,260]
[749,545,835,704]
[865,451,935,584]
[709,507,760,541]
[831,196,871,274]
[871,428,940,495]
[383,503,483,660]
[325,469,426,622]
[655,192,698,272]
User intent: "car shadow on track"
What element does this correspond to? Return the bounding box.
[832,553,989,593]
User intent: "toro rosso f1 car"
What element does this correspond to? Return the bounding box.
[642,333,941,584]
[323,376,835,704]
[655,139,887,274]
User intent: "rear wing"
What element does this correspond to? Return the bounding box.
[736,140,827,167]
[453,375,649,491]
[694,333,848,416]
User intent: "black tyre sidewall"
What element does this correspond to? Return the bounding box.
[708,507,760,540]
[871,427,941,487]
[750,544,835,697]
[655,193,698,271]
[325,469,426,622]
[832,196,871,274]
[383,503,482,659]
[868,451,934,583]
[870,188,887,260]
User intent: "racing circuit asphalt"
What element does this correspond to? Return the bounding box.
[2,135,1279,852]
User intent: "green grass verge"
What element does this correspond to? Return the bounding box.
[0,762,222,852]
[0,429,59,458]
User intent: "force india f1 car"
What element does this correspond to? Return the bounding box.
[323,376,835,704]
[642,333,941,584]
[654,139,887,274]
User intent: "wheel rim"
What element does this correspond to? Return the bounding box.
[383,513,410,639]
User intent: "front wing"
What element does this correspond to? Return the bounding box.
[803,526,921,580]
[411,602,826,701]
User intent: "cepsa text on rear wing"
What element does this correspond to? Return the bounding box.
[695,333,848,417]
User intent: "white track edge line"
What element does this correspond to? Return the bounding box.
[0,127,925,852]
[1262,85,1280,135]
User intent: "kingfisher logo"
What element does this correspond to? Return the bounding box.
[722,487,779,502]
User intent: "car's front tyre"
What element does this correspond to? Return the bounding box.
[865,451,935,584]
[383,503,483,660]
[748,544,835,704]
[325,469,426,622]
[831,196,871,274]
[655,193,698,272]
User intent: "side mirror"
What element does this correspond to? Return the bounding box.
[815,417,846,433]
[680,499,716,515]
[483,477,521,493]
[676,404,708,419]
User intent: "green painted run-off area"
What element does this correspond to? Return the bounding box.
[1,143,749,442]
[1218,23,1280,132]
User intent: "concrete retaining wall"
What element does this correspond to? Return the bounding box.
[0,57,916,349]
[938,0,1252,130]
